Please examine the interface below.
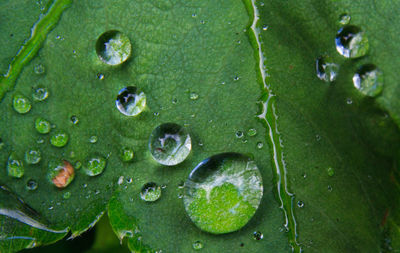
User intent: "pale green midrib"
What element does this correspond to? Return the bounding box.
[0,0,72,101]
[243,0,301,252]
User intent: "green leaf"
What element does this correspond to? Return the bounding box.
[1,0,400,252]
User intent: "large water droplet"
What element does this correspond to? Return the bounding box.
[7,154,24,178]
[50,131,69,147]
[183,153,263,234]
[83,156,106,176]
[25,149,41,164]
[26,179,38,191]
[116,86,146,116]
[35,117,51,134]
[140,182,162,202]
[120,147,134,162]
[352,64,383,97]
[316,56,339,82]
[149,123,191,166]
[96,30,132,65]
[335,25,369,58]
[13,94,32,114]
[32,87,48,101]
[192,240,204,250]
[48,160,75,188]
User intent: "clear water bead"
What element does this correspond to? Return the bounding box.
[116,86,146,116]
[316,56,339,82]
[96,30,131,65]
[149,123,191,166]
[352,64,383,97]
[140,182,162,202]
[335,25,369,58]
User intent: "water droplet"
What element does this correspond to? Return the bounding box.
[192,240,204,250]
[97,73,105,80]
[32,87,48,101]
[48,160,75,188]
[140,182,162,202]
[33,63,45,75]
[13,94,31,114]
[328,185,333,192]
[303,173,307,179]
[352,64,383,97]
[235,131,244,138]
[327,167,335,177]
[257,142,264,149]
[120,147,134,162]
[192,13,197,18]
[184,153,263,234]
[70,115,79,125]
[297,200,304,208]
[149,123,192,166]
[37,138,44,144]
[338,13,351,25]
[247,128,257,137]
[74,161,82,169]
[335,25,369,58]
[172,98,178,104]
[316,56,339,82]
[253,231,264,240]
[190,92,199,100]
[7,154,24,178]
[233,75,240,81]
[126,178,133,184]
[346,98,353,104]
[200,20,205,24]
[315,135,321,141]
[116,86,146,116]
[26,179,38,191]
[63,191,71,199]
[35,117,51,134]
[262,25,268,31]
[50,131,69,148]
[89,136,98,143]
[96,30,131,65]
[0,138,4,150]
[83,156,107,176]
[25,149,41,164]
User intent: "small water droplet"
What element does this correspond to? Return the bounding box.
[192,240,204,250]
[327,167,335,177]
[172,98,178,104]
[338,13,351,25]
[297,200,304,208]
[35,117,51,134]
[192,13,197,18]
[13,94,32,114]
[154,112,159,116]
[32,87,48,101]
[200,20,205,24]
[33,64,45,75]
[48,160,75,188]
[316,56,339,82]
[25,149,41,164]
[262,25,268,31]
[247,128,257,137]
[0,138,4,150]
[335,25,369,58]
[89,136,98,144]
[120,147,134,162]
[233,75,240,81]
[328,185,333,192]
[97,73,105,80]
[70,115,79,125]
[63,191,71,199]
[74,161,82,169]
[126,178,133,184]
[26,179,38,191]
[140,182,161,202]
[116,86,146,116]
[96,30,131,65]
[190,92,199,100]
[36,138,44,144]
[118,176,124,185]
[149,123,192,166]
[257,142,264,149]
[7,154,24,178]
[315,135,321,141]
[50,131,69,147]
[303,173,307,179]
[253,231,264,240]
[352,64,383,97]
[346,98,353,104]
[235,131,244,138]
[83,156,107,176]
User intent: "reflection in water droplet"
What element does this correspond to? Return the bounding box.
[50,131,69,147]
[32,87,48,101]
[149,123,191,166]
[327,167,335,177]
[96,30,131,65]
[253,231,264,240]
[247,128,257,137]
[70,115,79,125]
[140,182,161,202]
[89,136,98,143]
[97,73,105,80]
[297,201,304,208]
[192,240,204,250]
[120,147,134,162]
[83,156,107,176]
[116,86,146,116]
[13,94,32,114]
[262,25,268,31]
[352,64,383,97]
[35,118,51,134]
[184,153,263,234]
[335,25,369,58]
[234,75,240,81]
[25,149,41,164]
[34,64,45,75]
[339,13,351,25]
[316,56,339,82]
[7,154,24,178]
[26,179,38,191]
[257,142,263,149]
[48,160,75,188]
